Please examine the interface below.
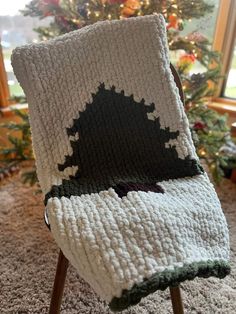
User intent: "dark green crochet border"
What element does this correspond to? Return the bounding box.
[109,260,230,312]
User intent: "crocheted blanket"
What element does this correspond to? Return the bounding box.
[12,14,230,312]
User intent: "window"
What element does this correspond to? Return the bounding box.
[0,0,51,101]
[213,0,236,101]
[169,0,220,75]
[223,41,236,99]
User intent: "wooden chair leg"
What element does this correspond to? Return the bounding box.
[48,251,184,314]
[170,286,184,314]
[49,250,69,314]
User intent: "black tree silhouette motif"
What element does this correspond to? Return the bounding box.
[45,83,203,202]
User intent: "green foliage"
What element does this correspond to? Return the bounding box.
[22,168,39,186]
[183,68,221,106]
[187,104,233,183]
[0,109,38,186]
[0,109,32,161]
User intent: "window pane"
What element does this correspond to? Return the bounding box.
[0,0,51,98]
[224,43,236,98]
[170,0,220,74]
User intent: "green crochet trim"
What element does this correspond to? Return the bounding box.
[109,260,230,312]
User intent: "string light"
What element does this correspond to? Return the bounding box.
[108,14,112,19]
[199,149,206,157]
[120,4,124,8]
[210,164,216,170]
[188,18,192,22]
[95,12,100,17]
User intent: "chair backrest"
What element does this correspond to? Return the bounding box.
[12,14,203,202]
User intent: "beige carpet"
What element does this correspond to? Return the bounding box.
[1,169,236,314]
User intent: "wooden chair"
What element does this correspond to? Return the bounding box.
[47,64,185,314]
[49,250,184,314]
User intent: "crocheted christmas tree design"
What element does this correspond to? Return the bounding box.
[45,83,203,202]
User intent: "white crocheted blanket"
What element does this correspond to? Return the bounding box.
[12,14,230,312]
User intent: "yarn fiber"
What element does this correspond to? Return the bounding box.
[11,14,230,312]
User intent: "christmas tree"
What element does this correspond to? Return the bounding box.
[46,83,203,203]
[1,0,235,184]
[58,83,202,180]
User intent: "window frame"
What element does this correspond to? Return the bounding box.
[0,41,10,108]
[212,0,236,103]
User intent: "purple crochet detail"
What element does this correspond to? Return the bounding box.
[113,182,164,198]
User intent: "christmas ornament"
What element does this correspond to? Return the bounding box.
[188,31,208,43]
[121,0,141,17]
[193,121,206,130]
[38,0,60,17]
[178,53,196,73]
[167,14,178,29]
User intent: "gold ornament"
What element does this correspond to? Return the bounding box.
[121,0,141,17]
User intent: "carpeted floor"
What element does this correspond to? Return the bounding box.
[0,169,236,314]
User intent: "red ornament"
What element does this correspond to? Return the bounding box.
[167,14,178,29]
[38,0,59,17]
[177,53,196,73]
[193,122,205,130]
[179,53,196,63]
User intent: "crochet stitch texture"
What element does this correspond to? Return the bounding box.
[12,14,230,311]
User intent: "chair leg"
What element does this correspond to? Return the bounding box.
[49,250,69,314]
[169,286,184,314]
[48,251,184,314]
